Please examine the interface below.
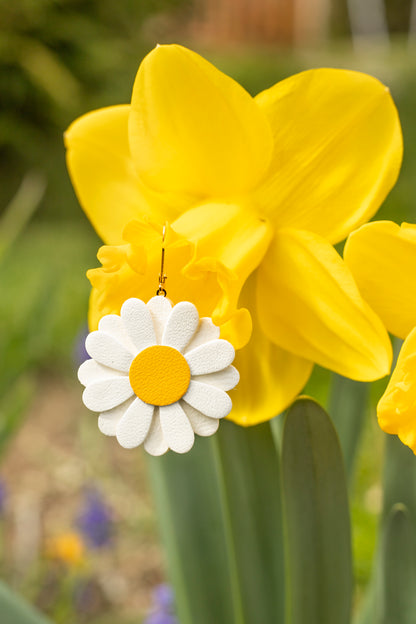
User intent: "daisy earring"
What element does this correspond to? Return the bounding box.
[78,224,240,456]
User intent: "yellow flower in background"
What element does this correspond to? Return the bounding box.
[65,44,402,426]
[47,531,85,567]
[345,221,416,452]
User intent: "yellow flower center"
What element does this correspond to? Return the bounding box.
[129,345,191,406]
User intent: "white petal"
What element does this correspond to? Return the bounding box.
[120,298,157,351]
[185,339,235,375]
[185,317,220,352]
[82,377,133,412]
[98,314,137,352]
[183,380,232,419]
[162,302,199,352]
[85,331,134,372]
[160,402,195,453]
[78,359,124,387]
[147,296,173,344]
[181,402,219,437]
[144,408,169,456]
[193,366,240,391]
[98,399,134,436]
[116,398,154,449]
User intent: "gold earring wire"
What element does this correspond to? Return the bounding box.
[156,224,167,297]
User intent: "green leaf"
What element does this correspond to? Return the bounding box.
[382,433,416,523]
[0,581,52,624]
[213,419,285,623]
[356,433,416,624]
[282,397,352,624]
[147,419,284,624]
[328,374,369,480]
[378,504,416,624]
[147,436,236,624]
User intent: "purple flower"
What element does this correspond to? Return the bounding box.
[144,612,178,624]
[144,584,178,624]
[76,488,113,549]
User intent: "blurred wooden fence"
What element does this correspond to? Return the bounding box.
[189,0,330,46]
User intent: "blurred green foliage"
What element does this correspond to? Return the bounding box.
[0,0,190,219]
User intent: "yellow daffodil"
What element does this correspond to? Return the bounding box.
[65,44,402,426]
[345,221,416,452]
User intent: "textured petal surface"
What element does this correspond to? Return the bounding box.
[254,68,402,243]
[183,380,232,419]
[85,331,134,372]
[65,105,160,245]
[129,44,273,196]
[98,314,136,352]
[159,402,195,453]
[78,358,124,387]
[83,377,134,412]
[181,402,219,437]
[144,409,169,456]
[116,398,155,449]
[120,298,156,351]
[257,228,392,380]
[344,221,416,340]
[147,295,173,344]
[185,339,235,375]
[98,399,134,436]
[227,276,313,426]
[185,318,220,352]
[162,302,199,351]
[195,365,240,391]
[378,327,416,453]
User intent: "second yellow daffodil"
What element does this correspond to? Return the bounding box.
[345,221,416,452]
[66,44,402,426]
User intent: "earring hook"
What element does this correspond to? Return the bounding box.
[156,224,167,297]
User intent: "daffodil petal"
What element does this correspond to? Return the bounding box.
[173,201,273,328]
[344,221,416,340]
[257,228,392,380]
[227,277,313,426]
[254,69,402,243]
[65,105,157,245]
[378,327,416,453]
[129,44,273,196]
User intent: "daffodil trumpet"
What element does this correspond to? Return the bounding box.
[66,43,402,428]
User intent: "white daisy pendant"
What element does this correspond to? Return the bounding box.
[78,297,239,456]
